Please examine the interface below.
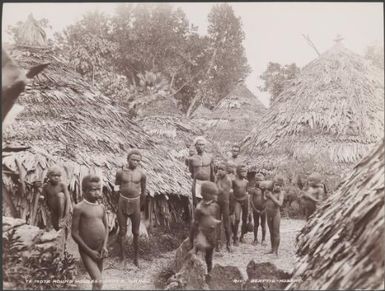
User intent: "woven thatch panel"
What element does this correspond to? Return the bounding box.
[242,42,384,171]
[3,46,191,199]
[287,140,384,290]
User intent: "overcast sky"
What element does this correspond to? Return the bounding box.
[2,2,383,107]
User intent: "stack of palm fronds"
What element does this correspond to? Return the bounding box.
[287,140,384,290]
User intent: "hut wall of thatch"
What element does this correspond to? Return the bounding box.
[287,140,384,290]
[2,46,192,230]
[242,42,384,183]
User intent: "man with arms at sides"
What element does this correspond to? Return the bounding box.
[115,149,147,267]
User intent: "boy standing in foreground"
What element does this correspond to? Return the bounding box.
[190,181,221,274]
[72,175,108,290]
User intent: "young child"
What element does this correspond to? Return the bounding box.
[249,173,267,245]
[215,161,232,252]
[231,165,249,245]
[72,175,108,290]
[265,175,285,256]
[189,181,220,274]
[115,149,147,267]
[301,172,327,219]
[41,166,72,231]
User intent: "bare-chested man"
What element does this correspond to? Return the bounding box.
[265,176,285,256]
[300,172,327,219]
[41,166,72,231]
[231,165,249,246]
[249,173,267,245]
[215,161,232,252]
[115,149,147,267]
[189,137,215,209]
[72,175,108,290]
[226,144,244,181]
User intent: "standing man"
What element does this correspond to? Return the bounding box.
[189,137,215,210]
[226,144,245,181]
[115,149,147,267]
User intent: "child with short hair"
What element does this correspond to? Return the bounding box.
[249,173,267,245]
[265,175,285,256]
[301,172,327,219]
[189,181,220,274]
[72,175,108,290]
[41,166,72,231]
[231,165,249,245]
[215,162,232,252]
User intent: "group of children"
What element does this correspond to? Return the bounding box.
[39,150,146,290]
[187,141,327,276]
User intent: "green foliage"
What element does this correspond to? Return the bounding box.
[3,228,77,290]
[259,62,300,103]
[206,3,251,105]
[51,3,250,113]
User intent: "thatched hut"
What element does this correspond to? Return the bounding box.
[205,83,266,146]
[241,40,384,184]
[15,14,48,47]
[189,83,266,159]
[2,46,192,230]
[287,140,384,290]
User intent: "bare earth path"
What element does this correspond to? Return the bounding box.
[76,218,305,290]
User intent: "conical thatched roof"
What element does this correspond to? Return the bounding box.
[287,140,384,290]
[2,46,191,203]
[16,14,47,47]
[191,104,212,119]
[200,83,267,146]
[242,42,384,173]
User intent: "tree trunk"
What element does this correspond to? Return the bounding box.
[185,47,218,118]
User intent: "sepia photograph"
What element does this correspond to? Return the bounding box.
[1,1,384,290]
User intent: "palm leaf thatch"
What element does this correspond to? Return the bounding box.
[242,41,384,174]
[287,140,384,290]
[16,14,47,48]
[191,103,212,119]
[136,115,204,160]
[134,94,220,160]
[208,83,266,145]
[2,46,192,224]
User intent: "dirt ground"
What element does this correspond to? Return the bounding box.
[76,218,305,290]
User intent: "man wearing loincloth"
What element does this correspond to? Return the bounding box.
[189,137,215,210]
[115,149,147,267]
